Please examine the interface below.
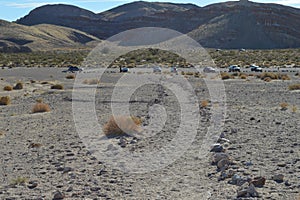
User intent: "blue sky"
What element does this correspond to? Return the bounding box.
[1,0,299,21]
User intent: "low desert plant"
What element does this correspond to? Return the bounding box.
[279,74,291,80]
[291,105,298,113]
[288,84,300,90]
[82,79,100,85]
[66,74,75,79]
[240,74,248,79]
[200,100,209,108]
[279,102,289,110]
[0,96,11,105]
[13,82,23,90]
[51,84,64,90]
[3,85,13,91]
[32,103,51,113]
[11,177,28,186]
[221,72,234,80]
[103,115,142,137]
[36,98,43,103]
[264,77,272,82]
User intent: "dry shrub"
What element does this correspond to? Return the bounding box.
[103,115,142,136]
[0,96,11,105]
[264,77,272,82]
[185,72,194,76]
[291,105,297,113]
[181,71,185,75]
[51,84,64,90]
[200,100,209,108]
[221,72,234,80]
[36,98,43,103]
[82,79,100,85]
[259,72,278,80]
[32,103,50,113]
[288,84,300,90]
[279,74,291,80]
[3,85,13,91]
[240,74,248,79]
[66,74,75,79]
[279,102,289,110]
[13,82,23,90]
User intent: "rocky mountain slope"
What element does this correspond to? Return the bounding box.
[0,19,99,52]
[11,0,300,49]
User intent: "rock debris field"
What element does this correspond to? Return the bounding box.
[0,67,299,200]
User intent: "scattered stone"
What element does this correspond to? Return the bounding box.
[118,137,127,148]
[284,180,292,186]
[217,158,231,170]
[53,191,64,200]
[272,174,284,183]
[210,143,224,152]
[212,153,230,164]
[277,162,286,167]
[250,176,266,187]
[229,174,250,186]
[237,183,259,198]
[27,181,38,189]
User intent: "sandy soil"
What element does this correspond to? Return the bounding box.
[0,67,299,200]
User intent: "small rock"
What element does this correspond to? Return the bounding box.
[272,174,284,183]
[212,153,230,164]
[118,137,127,148]
[217,158,231,170]
[284,180,291,186]
[210,143,224,152]
[250,176,266,187]
[27,181,38,189]
[277,162,286,167]
[237,183,259,198]
[53,191,64,200]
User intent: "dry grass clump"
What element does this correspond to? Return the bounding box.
[280,74,291,80]
[258,72,278,80]
[66,74,76,79]
[32,103,51,113]
[11,177,28,186]
[103,115,142,137]
[3,85,13,91]
[51,84,64,90]
[264,77,272,82]
[200,100,209,108]
[288,84,300,90]
[221,72,234,80]
[82,79,100,85]
[185,72,194,76]
[279,102,289,110]
[0,96,11,105]
[291,105,298,113]
[240,74,248,79]
[13,82,23,90]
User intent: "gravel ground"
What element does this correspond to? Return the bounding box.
[0,67,299,200]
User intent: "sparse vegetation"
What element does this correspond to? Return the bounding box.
[0,96,11,105]
[221,72,234,80]
[11,177,28,186]
[200,100,209,108]
[66,74,76,79]
[13,82,23,90]
[32,103,51,113]
[103,116,142,137]
[291,105,298,113]
[3,85,13,91]
[279,102,289,110]
[82,79,100,85]
[288,84,300,90]
[51,84,64,90]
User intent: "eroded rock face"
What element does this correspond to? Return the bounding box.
[15,1,300,49]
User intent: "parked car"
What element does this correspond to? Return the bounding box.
[203,66,217,73]
[250,65,263,72]
[229,65,240,72]
[153,66,162,73]
[120,67,129,73]
[170,66,178,73]
[62,66,83,73]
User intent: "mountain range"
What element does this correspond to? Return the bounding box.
[1,0,300,52]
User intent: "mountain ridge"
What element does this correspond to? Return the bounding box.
[5,1,300,50]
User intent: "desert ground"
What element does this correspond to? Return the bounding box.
[0,67,299,200]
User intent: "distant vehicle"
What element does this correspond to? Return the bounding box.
[203,66,217,73]
[120,67,129,73]
[229,65,241,72]
[170,66,178,73]
[62,66,83,73]
[153,66,162,73]
[250,65,263,72]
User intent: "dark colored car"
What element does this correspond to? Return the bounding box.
[250,65,263,72]
[62,66,83,73]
